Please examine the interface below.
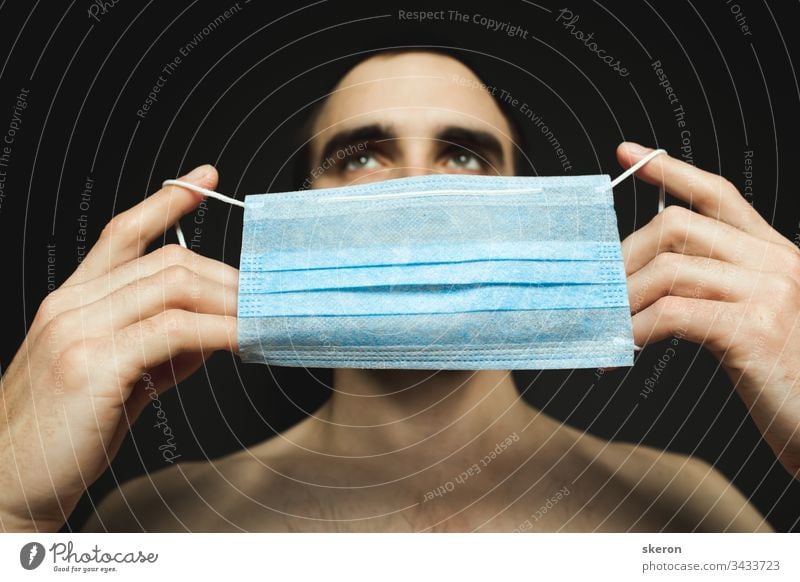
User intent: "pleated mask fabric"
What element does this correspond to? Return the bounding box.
[164,149,666,370]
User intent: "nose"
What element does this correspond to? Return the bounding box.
[347,140,439,184]
[391,139,438,179]
[362,161,435,183]
[395,165,437,178]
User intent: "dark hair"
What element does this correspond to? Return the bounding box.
[291,45,528,189]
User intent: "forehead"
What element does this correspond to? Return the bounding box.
[310,52,514,154]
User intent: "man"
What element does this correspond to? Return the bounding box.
[2,49,797,533]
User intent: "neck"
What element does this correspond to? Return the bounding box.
[315,369,535,465]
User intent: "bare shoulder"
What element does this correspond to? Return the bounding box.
[82,417,325,532]
[577,435,773,532]
[81,448,274,532]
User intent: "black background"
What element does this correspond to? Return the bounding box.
[0,0,798,532]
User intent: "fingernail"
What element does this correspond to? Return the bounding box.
[182,164,212,182]
[623,142,650,155]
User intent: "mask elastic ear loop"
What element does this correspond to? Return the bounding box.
[161,179,245,249]
[603,148,668,353]
[606,148,667,214]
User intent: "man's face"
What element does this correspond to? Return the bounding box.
[307,51,516,188]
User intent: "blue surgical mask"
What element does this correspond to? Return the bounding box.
[164,149,666,370]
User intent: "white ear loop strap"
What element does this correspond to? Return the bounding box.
[161,179,245,248]
[605,148,668,213]
[604,147,668,353]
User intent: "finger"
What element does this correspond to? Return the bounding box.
[83,311,237,392]
[59,267,237,339]
[60,244,238,312]
[632,296,741,351]
[617,142,789,247]
[109,244,239,289]
[621,205,790,275]
[65,165,218,286]
[627,253,757,314]
[29,251,238,345]
[123,353,209,421]
[110,353,209,458]
[53,310,235,416]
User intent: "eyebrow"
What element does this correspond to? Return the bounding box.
[314,123,506,166]
[317,124,395,164]
[434,126,504,164]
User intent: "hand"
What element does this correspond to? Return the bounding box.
[620,142,800,479]
[0,165,239,531]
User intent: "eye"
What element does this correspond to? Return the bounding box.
[444,150,483,171]
[343,153,381,172]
